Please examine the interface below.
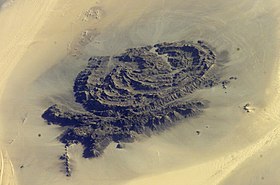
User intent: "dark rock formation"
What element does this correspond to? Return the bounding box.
[222,80,230,89]
[60,145,71,177]
[243,103,253,113]
[116,143,125,149]
[229,76,238,80]
[42,40,222,159]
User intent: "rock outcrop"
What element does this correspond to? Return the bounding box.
[42,40,221,158]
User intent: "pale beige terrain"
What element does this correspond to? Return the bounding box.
[1,0,280,185]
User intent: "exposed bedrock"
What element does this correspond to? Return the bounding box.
[42,40,223,158]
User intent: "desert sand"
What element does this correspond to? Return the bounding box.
[1,0,280,185]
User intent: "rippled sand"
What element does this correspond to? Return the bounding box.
[1,0,280,185]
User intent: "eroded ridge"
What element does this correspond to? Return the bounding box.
[42,40,220,159]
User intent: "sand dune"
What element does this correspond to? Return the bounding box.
[0,1,60,184]
[0,148,17,185]
[1,0,280,185]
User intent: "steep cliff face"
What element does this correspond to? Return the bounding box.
[42,40,220,158]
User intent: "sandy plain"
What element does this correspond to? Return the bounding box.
[1,0,280,185]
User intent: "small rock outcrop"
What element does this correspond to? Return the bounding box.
[243,103,254,113]
[60,145,71,177]
[42,40,222,159]
[116,143,125,149]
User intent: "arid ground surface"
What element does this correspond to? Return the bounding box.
[1,0,280,185]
